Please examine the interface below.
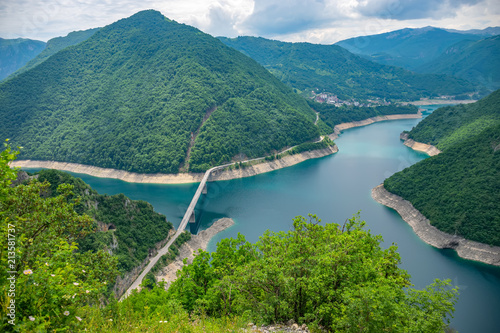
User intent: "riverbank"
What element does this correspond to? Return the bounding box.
[328,112,422,140]
[10,145,338,184]
[10,112,421,184]
[404,99,477,106]
[156,217,235,287]
[372,184,500,266]
[400,132,441,156]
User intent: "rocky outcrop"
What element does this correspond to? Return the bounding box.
[400,132,441,156]
[372,184,500,266]
[156,218,234,287]
[12,170,37,186]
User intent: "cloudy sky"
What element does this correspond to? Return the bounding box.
[1,0,499,43]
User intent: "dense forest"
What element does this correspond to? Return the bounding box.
[0,10,319,174]
[386,124,500,246]
[406,89,500,150]
[219,36,476,101]
[12,28,100,76]
[385,91,500,246]
[0,148,458,331]
[30,169,175,274]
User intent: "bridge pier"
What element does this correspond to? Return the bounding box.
[202,183,207,194]
[189,211,196,223]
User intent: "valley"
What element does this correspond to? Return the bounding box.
[1,6,499,333]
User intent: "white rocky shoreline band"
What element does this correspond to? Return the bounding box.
[9,113,421,184]
[400,132,441,156]
[372,184,500,266]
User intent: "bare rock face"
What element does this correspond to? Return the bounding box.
[12,170,36,186]
[371,184,500,266]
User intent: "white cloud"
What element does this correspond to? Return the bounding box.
[186,0,254,37]
[0,0,498,43]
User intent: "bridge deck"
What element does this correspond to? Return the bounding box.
[121,136,327,299]
[121,165,223,299]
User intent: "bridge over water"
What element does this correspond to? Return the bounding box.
[122,137,328,299]
[121,163,230,298]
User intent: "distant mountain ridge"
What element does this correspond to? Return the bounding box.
[219,36,476,101]
[13,28,100,76]
[0,38,45,81]
[444,27,500,36]
[0,10,319,174]
[417,35,500,91]
[335,26,493,71]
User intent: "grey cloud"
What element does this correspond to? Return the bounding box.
[356,0,484,20]
[240,0,334,36]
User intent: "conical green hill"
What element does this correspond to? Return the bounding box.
[0,10,319,173]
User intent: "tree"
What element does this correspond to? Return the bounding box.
[169,214,459,332]
[0,142,118,331]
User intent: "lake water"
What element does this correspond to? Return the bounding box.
[29,105,500,332]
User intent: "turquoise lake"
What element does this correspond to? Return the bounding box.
[29,105,500,332]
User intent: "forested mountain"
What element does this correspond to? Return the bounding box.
[335,26,487,70]
[384,91,500,246]
[219,36,476,101]
[0,38,45,81]
[31,169,175,274]
[416,35,500,91]
[14,28,99,76]
[0,10,319,174]
[406,89,500,150]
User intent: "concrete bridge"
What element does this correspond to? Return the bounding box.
[121,136,329,299]
[121,164,229,299]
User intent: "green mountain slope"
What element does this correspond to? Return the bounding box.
[219,36,476,101]
[0,10,318,174]
[385,124,500,246]
[406,89,500,150]
[335,27,485,70]
[385,91,500,246]
[33,169,174,273]
[14,28,99,76]
[0,38,45,81]
[416,35,500,91]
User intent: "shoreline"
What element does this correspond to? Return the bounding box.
[9,112,421,184]
[10,146,338,184]
[328,112,422,140]
[399,132,441,156]
[155,217,235,287]
[404,99,477,106]
[372,184,500,266]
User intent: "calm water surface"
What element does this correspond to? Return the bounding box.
[30,105,500,332]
